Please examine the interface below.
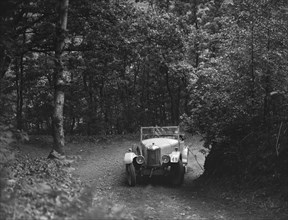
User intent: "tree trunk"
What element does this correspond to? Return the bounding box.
[15,56,24,130]
[49,0,69,158]
[16,32,26,131]
[249,20,256,121]
[0,50,11,99]
[164,64,178,124]
[263,12,272,145]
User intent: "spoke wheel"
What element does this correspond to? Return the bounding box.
[126,163,136,186]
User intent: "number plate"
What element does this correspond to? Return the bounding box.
[170,156,179,163]
[170,151,180,163]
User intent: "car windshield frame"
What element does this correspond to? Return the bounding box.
[140,126,180,141]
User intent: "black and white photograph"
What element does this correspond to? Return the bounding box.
[1,0,288,219]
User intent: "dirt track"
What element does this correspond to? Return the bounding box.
[69,135,271,220]
[21,135,286,220]
[72,136,212,219]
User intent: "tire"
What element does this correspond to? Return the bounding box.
[126,163,136,186]
[170,160,185,186]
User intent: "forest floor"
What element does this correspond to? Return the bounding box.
[20,134,288,220]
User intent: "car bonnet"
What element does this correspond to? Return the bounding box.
[141,138,178,149]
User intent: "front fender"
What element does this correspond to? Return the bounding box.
[169,151,181,163]
[124,152,137,164]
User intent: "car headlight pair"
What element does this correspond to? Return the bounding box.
[135,155,170,164]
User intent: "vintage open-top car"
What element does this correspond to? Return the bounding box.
[124,126,189,186]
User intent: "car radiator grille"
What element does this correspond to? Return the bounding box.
[147,148,161,166]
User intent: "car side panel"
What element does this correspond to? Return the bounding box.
[181,146,189,165]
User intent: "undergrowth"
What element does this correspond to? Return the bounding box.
[0,128,132,220]
[1,155,84,220]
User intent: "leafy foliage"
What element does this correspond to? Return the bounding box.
[0,124,29,196]
[0,125,15,201]
[183,0,288,186]
[1,156,84,220]
[1,0,195,135]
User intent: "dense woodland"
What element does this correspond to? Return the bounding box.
[1,0,288,218]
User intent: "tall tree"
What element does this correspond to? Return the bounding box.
[49,0,69,157]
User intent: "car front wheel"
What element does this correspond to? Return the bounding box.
[170,160,185,186]
[126,163,136,186]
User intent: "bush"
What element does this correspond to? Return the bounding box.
[1,155,84,220]
[0,125,15,198]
